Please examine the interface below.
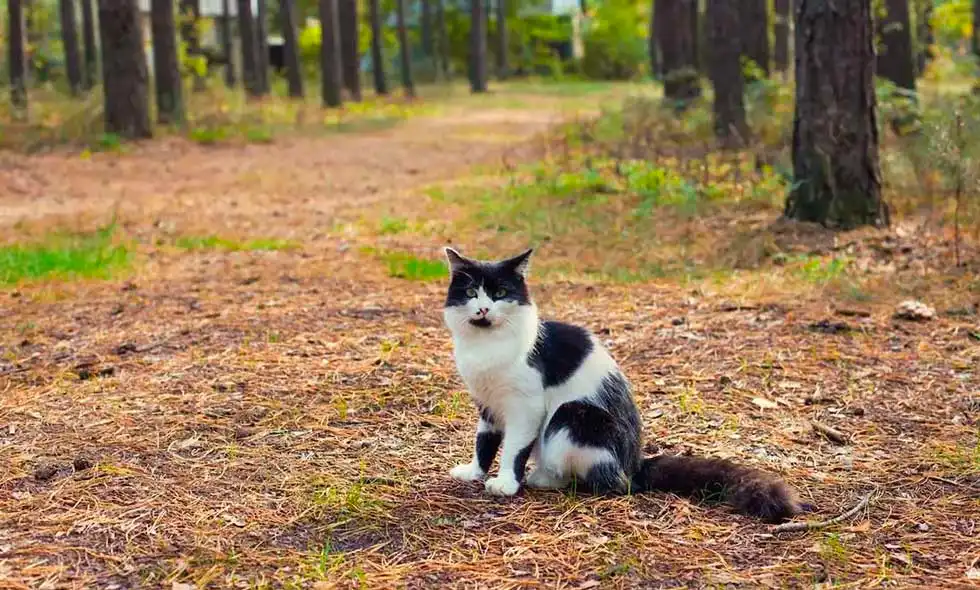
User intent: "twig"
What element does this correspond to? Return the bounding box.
[811,420,849,444]
[772,490,875,533]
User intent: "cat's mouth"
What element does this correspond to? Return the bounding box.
[469,317,493,328]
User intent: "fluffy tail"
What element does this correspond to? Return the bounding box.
[632,454,802,523]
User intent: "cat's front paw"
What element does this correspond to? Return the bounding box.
[450,462,485,482]
[484,475,520,496]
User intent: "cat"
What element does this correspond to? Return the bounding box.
[442,246,804,523]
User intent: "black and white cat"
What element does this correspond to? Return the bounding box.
[442,247,803,523]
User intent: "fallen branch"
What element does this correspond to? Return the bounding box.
[772,490,875,533]
[811,420,849,444]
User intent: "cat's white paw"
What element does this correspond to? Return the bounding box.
[525,469,565,490]
[450,462,485,482]
[484,475,520,496]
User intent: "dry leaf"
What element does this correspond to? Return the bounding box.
[752,397,779,410]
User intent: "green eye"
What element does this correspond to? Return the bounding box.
[494,289,507,298]
[465,288,478,298]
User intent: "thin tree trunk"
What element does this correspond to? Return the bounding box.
[319,0,343,106]
[396,0,414,95]
[151,0,183,124]
[238,0,261,96]
[222,0,235,87]
[81,0,98,89]
[877,0,916,92]
[654,0,700,104]
[774,0,790,74]
[421,0,433,57]
[8,0,27,112]
[435,0,448,79]
[786,0,886,229]
[742,0,770,79]
[180,0,205,91]
[706,0,747,147]
[59,0,83,94]
[280,0,303,97]
[495,0,507,78]
[256,0,270,93]
[98,0,151,138]
[339,0,361,100]
[974,0,980,60]
[469,0,487,92]
[368,0,387,94]
[916,1,933,75]
[690,0,700,71]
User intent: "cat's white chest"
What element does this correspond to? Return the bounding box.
[452,336,541,414]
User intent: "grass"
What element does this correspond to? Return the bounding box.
[360,247,448,281]
[173,235,298,252]
[0,223,131,286]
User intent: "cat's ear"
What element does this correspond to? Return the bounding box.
[444,247,476,274]
[503,248,533,278]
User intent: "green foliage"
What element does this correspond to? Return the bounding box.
[173,235,297,251]
[376,251,448,281]
[931,0,973,48]
[580,0,649,80]
[0,223,131,286]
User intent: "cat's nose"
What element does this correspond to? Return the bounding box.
[478,307,489,316]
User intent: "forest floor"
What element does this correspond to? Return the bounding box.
[1,82,978,589]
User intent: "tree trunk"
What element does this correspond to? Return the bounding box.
[280,0,303,97]
[654,0,700,104]
[339,0,361,100]
[395,0,414,96]
[877,0,916,92]
[98,0,151,138]
[469,0,488,92]
[238,0,261,96]
[689,0,700,72]
[915,1,933,75]
[648,0,661,79]
[151,0,183,124]
[774,0,790,74]
[222,0,236,87]
[742,0,770,79]
[786,0,886,229]
[8,0,27,111]
[368,0,387,94]
[319,0,343,106]
[974,0,980,60]
[495,0,507,78]
[180,0,205,91]
[257,0,270,94]
[80,0,98,89]
[435,0,449,79]
[59,0,83,94]
[421,0,433,57]
[706,0,747,147]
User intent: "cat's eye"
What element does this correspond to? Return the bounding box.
[465,288,478,298]
[494,288,507,298]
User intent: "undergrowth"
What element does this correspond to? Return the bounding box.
[0,223,131,286]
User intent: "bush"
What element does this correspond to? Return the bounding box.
[579,0,648,80]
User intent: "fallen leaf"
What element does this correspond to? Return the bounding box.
[846,520,871,533]
[752,397,779,410]
[575,581,601,590]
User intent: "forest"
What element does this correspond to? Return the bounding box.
[1,0,978,588]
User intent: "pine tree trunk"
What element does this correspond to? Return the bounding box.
[222,0,236,87]
[280,0,303,97]
[81,0,98,89]
[689,0,700,71]
[916,1,933,75]
[98,0,151,138]
[8,0,28,111]
[421,0,433,57]
[238,0,261,96]
[469,0,488,92]
[368,0,388,94]
[396,0,414,95]
[319,0,343,106]
[706,0,747,147]
[435,0,449,79]
[654,0,700,104]
[786,0,886,229]
[59,0,83,94]
[151,0,184,124]
[257,0,270,94]
[495,0,507,78]
[774,0,790,74]
[339,0,362,100]
[974,0,980,59]
[742,0,770,78]
[181,0,206,91]
[877,0,916,92]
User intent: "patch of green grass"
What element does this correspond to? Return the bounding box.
[377,216,410,235]
[173,235,298,252]
[362,247,447,281]
[0,223,131,286]
[791,255,851,284]
[820,533,850,564]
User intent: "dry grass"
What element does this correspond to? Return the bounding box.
[1,84,978,589]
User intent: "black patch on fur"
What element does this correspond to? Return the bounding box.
[526,321,594,387]
[479,406,497,426]
[476,431,502,473]
[444,255,531,308]
[583,462,631,494]
[512,440,536,481]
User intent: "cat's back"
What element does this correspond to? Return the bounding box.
[528,320,616,389]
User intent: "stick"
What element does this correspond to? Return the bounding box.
[772,490,875,533]
[811,420,848,444]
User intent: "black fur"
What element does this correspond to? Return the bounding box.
[476,431,502,473]
[445,250,532,308]
[513,440,536,482]
[526,321,594,387]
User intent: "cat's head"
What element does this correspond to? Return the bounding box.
[442,247,534,332]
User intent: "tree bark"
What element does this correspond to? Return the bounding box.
[469,0,488,92]
[80,0,98,89]
[915,1,933,75]
[774,0,790,74]
[98,0,151,138]
[742,0,770,79]
[877,0,916,92]
[706,0,747,147]
[280,0,303,97]
[238,0,261,96]
[495,0,507,78]
[395,0,414,95]
[689,0,700,72]
[974,0,980,60]
[421,0,433,57]
[319,0,343,106]
[180,0,206,91]
[368,0,387,94]
[59,0,83,94]
[151,0,184,124]
[256,0,270,94]
[654,0,700,104]
[786,0,886,229]
[435,0,448,79]
[8,0,27,111]
[339,0,362,100]
[222,0,236,87]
